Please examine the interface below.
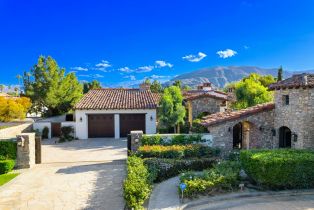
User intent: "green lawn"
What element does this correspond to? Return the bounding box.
[0,173,19,186]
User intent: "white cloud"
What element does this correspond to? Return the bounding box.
[119,67,134,73]
[216,49,237,58]
[71,66,88,71]
[244,45,249,50]
[155,60,173,68]
[137,65,154,73]
[78,74,104,78]
[124,75,136,81]
[182,52,207,62]
[96,60,111,68]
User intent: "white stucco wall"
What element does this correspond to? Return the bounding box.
[75,109,157,139]
[33,122,51,139]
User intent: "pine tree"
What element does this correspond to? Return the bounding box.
[277,66,283,81]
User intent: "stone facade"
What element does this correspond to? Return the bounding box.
[273,88,314,148]
[187,97,226,124]
[207,109,274,153]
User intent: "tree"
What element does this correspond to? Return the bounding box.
[83,80,102,94]
[173,80,182,89]
[158,86,186,133]
[144,78,151,85]
[226,73,274,110]
[24,56,83,116]
[0,97,31,122]
[277,66,283,81]
[150,80,163,93]
[16,74,22,96]
[0,85,4,93]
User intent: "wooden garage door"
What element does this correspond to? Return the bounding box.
[88,114,114,138]
[120,114,146,137]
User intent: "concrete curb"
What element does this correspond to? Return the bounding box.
[181,189,314,209]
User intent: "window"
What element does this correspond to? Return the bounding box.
[282,95,289,105]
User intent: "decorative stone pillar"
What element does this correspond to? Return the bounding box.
[130,130,143,152]
[16,133,36,169]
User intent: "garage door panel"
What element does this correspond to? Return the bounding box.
[88,114,114,138]
[120,114,145,137]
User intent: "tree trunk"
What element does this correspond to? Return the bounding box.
[174,125,177,133]
[177,124,180,134]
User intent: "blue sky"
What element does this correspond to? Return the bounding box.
[1,0,314,87]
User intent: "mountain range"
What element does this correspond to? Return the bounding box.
[166,66,314,88]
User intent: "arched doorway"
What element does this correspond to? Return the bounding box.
[233,122,243,149]
[279,126,291,148]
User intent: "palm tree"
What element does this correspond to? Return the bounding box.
[16,74,22,97]
[0,84,4,93]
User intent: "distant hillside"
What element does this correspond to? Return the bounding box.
[166,66,295,88]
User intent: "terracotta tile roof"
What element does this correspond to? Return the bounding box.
[75,89,161,110]
[269,73,314,90]
[201,103,275,126]
[183,90,229,101]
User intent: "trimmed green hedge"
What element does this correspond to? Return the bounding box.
[0,141,17,160]
[137,144,219,159]
[240,149,314,189]
[144,158,216,183]
[0,160,15,174]
[141,134,205,146]
[180,161,241,198]
[123,156,152,210]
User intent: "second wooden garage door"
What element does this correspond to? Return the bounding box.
[88,114,114,138]
[120,114,146,137]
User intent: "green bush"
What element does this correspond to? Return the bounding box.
[190,119,208,133]
[180,161,241,198]
[0,160,15,174]
[123,156,152,209]
[0,141,17,160]
[42,126,49,139]
[59,126,74,142]
[240,149,314,190]
[141,134,205,146]
[144,158,216,182]
[137,144,219,159]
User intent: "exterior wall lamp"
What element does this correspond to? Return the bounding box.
[80,117,83,122]
[271,129,276,136]
[292,133,298,142]
[150,116,153,121]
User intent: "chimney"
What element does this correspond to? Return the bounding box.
[202,82,212,91]
[139,83,151,91]
[227,87,236,102]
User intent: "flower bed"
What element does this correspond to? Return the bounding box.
[179,161,241,198]
[137,144,219,159]
[144,158,216,182]
[240,149,314,190]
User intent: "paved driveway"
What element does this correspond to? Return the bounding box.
[0,138,127,210]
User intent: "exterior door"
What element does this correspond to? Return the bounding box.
[279,126,291,148]
[51,123,61,137]
[88,114,114,138]
[120,114,146,137]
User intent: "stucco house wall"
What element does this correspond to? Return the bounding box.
[75,109,157,139]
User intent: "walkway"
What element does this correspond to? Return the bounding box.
[0,138,127,210]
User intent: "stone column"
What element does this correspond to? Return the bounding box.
[130,130,143,152]
[16,133,36,169]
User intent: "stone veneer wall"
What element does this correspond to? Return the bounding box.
[274,88,314,148]
[190,97,226,119]
[207,109,275,153]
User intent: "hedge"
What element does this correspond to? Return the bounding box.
[144,158,216,183]
[0,160,15,174]
[137,144,219,159]
[141,134,205,146]
[240,149,314,189]
[123,156,152,209]
[59,126,75,142]
[179,161,241,198]
[0,141,17,160]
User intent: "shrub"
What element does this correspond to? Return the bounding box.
[123,156,152,209]
[0,141,17,160]
[59,126,74,142]
[240,149,314,190]
[180,161,241,198]
[141,134,205,146]
[137,144,219,159]
[42,127,49,139]
[0,97,31,122]
[190,119,208,133]
[0,160,15,174]
[144,158,216,182]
